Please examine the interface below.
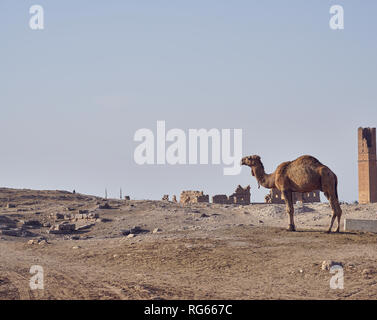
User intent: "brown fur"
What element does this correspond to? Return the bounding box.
[241,155,342,232]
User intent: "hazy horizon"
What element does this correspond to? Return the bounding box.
[1,1,377,202]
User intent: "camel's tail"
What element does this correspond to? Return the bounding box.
[335,176,339,200]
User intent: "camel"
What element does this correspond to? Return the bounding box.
[241,155,342,233]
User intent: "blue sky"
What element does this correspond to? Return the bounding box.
[1,1,376,202]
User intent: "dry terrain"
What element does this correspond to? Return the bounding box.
[1,188,377,300]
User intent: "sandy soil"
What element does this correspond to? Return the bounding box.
[1,188,377,300]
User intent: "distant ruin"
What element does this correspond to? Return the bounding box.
[180,191,209,204]
[265,188,320,204]
[358,127,377,204]
[212,185,251,205]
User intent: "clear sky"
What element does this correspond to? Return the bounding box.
[1,1,376,202]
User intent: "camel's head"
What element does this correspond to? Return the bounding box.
[240,155,263,176]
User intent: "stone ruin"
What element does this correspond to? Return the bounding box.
[180,191,209,204]
[265,188,320,204]
[160,195,177,202]
[211,185,251,205]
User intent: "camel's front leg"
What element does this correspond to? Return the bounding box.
[282,190,295,231]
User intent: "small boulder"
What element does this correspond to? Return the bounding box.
[51,213,64,220]
[99,203,112,209]
[362,268,377,278]
[22,220,42,228]
[321,260,343,271]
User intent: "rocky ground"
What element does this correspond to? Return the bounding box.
[1,187,377,300]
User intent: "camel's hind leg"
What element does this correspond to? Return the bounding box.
[321,168,342,233]
[327,193,342,233]
[282,190,295,231]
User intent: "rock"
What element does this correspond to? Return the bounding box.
[259,220,264,224]
[87,212,99,219]
[58,223,76,231]
[153,228,162,234]
[200,213,209,218]
[22,220,42,228]
[51,213,64,220]
[321,260,343,271]
[27,239,37,245]
[72,246,81,250]
[48,222,76,234]
[113,254,119,258]
[43,222,51,228]
[99,203,112,209]
[38,240,47,245]
[362,268,377,278]
[76,223,95,231]
[127,233,135,238]
[6,203,16,209]
[78,209,89,214]
[1,229,36,237]
[122,226,149,236]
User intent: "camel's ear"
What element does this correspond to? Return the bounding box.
[252,155,261,161]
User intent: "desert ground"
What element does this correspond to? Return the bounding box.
[0,187,377,300]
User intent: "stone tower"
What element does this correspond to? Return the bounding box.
[358,127,377,204]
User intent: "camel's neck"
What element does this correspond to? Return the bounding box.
[253,165,275,189]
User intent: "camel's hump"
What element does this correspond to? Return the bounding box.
[292,155,323,166]
[275,155,324,175]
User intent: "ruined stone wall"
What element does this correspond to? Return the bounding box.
[211,195,229,204]
[180,191,209,204]
[229,185,251,205]
[212,185,251,205]
[265,189,320,204]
